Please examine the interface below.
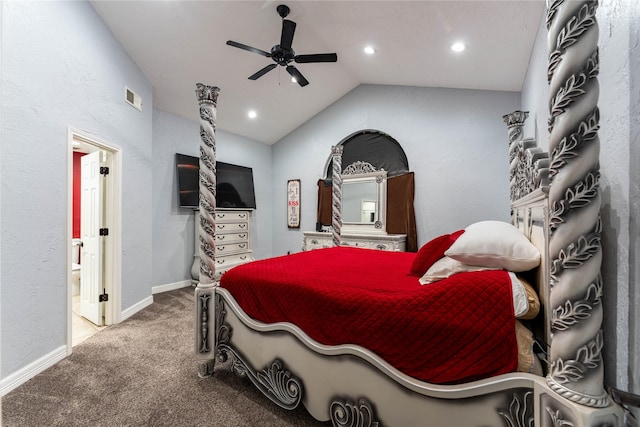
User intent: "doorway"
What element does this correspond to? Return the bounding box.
[67,128,122,353]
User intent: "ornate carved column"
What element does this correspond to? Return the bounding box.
[503,111,550,200]
[503,110,529,201]
[331,145,343,246]
[546,0,607,407]
[194,83,220,378]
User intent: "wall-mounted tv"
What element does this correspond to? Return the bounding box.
[176,153,257,210]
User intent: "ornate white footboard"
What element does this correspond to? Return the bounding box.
[211,285,622,427]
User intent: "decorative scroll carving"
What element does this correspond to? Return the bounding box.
[546,407,575,427]
[215,293,230,348]
[213,294,302,410]
[342,161,379,175]
[330,397,380,427]
[198,293,211,354]
[498,390,534,427]
[546,0,607,408]
[503,111,549,201]
[331,146,343,247]
[221,345,303,411]
[194,83,220,377]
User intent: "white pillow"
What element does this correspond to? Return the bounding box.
[509,272,530,318]
[419,256,495,285]
[419,259,530,318]
[444,220,540,272]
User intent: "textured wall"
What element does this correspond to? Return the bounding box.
[271,84,519,256]
[151,108,273,287]
[1,0,152,378]
[597,0,633,393]
[520,14,549,151]
[630,0,640,400]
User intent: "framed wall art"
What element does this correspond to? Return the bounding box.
[287,179,301,228]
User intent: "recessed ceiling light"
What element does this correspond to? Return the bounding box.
[364,46,376,55]
[248,110,257,119]
[451,42,466,52]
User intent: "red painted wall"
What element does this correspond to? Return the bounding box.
[72,152,86,238]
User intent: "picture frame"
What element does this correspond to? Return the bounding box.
[287,179,301,228]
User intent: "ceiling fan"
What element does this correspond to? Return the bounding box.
[226,4,337,87]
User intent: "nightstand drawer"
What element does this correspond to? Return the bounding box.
[215,211,250,223]
[216,242,249,254]
[215,232,248,244]
[215,222,248,233]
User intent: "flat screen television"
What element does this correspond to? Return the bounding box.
[176,153,257,209]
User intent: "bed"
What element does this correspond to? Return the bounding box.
[192,1,633,425]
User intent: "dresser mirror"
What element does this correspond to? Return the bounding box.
[341,168,387,235]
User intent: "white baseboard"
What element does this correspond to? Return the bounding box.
[120,295,153,322]
[151,280,192,295]
[0,345,67,396]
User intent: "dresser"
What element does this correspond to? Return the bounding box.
[213,210,253,280]
[302,231,406,252]
[192,209,254,283]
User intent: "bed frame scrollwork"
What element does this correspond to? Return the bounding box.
[193,1,634,425]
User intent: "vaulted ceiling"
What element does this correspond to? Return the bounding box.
[91,1,544,144]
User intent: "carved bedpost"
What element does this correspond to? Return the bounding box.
[546,0,607,407]
[331,145,343,247]
[194,83,220,378]
[503,111,529,201]
[503,111,551,202]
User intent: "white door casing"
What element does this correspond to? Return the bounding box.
[80,151,104,326]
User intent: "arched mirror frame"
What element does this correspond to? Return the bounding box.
[321,129,408,236]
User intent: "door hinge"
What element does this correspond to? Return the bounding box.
[99,228,109,236]
[100,166,109,175]
[99,290,109,302]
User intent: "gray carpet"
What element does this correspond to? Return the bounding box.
[2,287,330,426]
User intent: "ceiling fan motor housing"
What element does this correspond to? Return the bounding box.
[276,4,290,18]
[271,45,295,66]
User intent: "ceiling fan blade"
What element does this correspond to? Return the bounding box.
[286,65,309,87]
[248,64,277,80]
[226,40,271,57]
[294,53,338,63]
[280,19,296,51]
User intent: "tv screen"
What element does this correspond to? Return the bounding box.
[176,153,257,209]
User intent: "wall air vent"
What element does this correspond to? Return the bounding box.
[125,86,142,112]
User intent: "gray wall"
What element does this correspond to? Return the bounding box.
[271,84,520,256]
[1,1,152,378]
[152,108,273,287]
[520,2,640,397]
[598,0,640,398]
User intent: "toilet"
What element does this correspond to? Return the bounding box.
[72,239,82,296]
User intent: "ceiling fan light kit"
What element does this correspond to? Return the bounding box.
[226,4,337,87]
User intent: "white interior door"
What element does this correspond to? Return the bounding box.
[80,151,104,326]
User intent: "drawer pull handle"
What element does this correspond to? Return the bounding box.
[216,259,225,265]
[239,244,246,248]
[239,224,246,229]
[239,234,247,238]
[217,235,225,240]
[218,246,225,251]
[239,214,246,218]
[240,256,247,260]
[217,224,225,229]
[217,214,225,219]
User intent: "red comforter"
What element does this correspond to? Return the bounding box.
[220,247,517,384]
